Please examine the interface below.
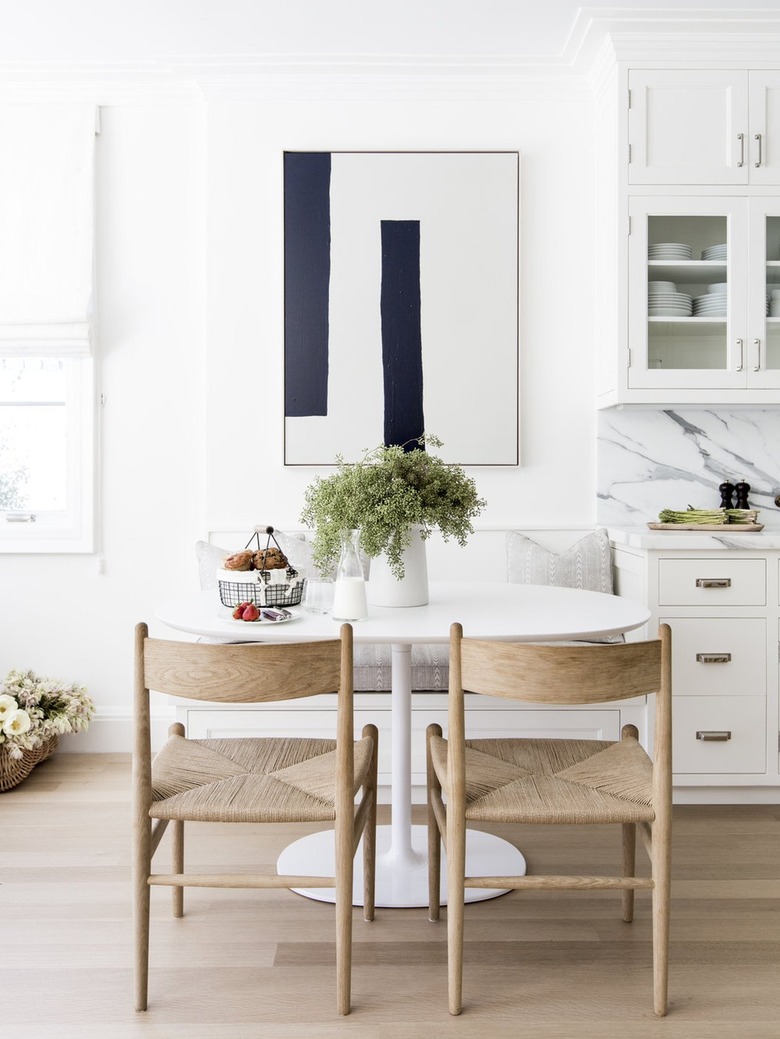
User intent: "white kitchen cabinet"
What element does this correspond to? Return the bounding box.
[628,70,780,185]
[625,195,780,394]
[612,541,780,800]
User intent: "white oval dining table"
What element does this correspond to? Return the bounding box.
[156,582,650,908]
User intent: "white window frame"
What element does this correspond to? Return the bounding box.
[0,103,98,554]
[0,356,95,553]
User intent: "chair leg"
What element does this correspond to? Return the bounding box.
[446,811,466,1016]
[652,825,672,1016]
[133,817,152,1012]
[335,817,353,1016]
[172,821,184,918]
[621,822,636,922]
[362,723,379,923]
[426,724,443,922]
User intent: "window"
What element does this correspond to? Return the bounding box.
[0,356,94,552]
[0,104,98,553]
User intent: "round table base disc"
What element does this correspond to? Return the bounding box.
[276,823,527,908]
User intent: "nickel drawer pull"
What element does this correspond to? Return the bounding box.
[695,578,732,588]
[696,652,732,664]
[696,730,732,742]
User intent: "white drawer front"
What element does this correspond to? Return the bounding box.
[460,709,621,743]
[673,696,766,774]
[185,709,339,741]
[662,617,766,696]
[658,559,766,606]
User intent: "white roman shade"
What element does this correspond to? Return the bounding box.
[0,105,97,356]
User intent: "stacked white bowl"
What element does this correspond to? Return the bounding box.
[770,289,780,317]
[701,243,727,261]
[693,283,727,317]
[648,242,693,260]
[648,280,692,316]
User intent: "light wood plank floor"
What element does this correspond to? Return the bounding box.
[2,753,779,1039]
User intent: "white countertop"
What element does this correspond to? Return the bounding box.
[608,525,780,551]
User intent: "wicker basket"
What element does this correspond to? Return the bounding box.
[0,735,59,793]
[217,526,305,609]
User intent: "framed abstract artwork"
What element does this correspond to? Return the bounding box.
[283,151,519,466]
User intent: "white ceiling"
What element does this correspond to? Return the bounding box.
[3,1,780,65]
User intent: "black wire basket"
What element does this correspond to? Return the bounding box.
[216,527,305,608]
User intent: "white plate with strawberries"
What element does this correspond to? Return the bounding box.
[226,602,298,624]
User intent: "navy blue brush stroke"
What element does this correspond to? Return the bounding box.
[284,152,331,417]
[380,220,425,450]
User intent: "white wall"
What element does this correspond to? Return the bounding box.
[0,104,206,748]
[205,93,598,533]
[0,82,599,751]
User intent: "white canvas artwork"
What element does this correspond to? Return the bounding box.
[284,151,519,466]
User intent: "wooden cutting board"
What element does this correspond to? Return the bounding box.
[647,522,764,531]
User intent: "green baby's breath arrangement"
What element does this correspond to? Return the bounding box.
[300,435,486,580]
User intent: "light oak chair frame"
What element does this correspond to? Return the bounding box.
[427,622,672,1016]
[133,621,378,1016]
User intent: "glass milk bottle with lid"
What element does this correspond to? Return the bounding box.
[331,530,368,621]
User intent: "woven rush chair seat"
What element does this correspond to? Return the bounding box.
[151,733,376,823]
[133,622,378,1017]
[426,624,672,1018]
[428,734,655,825]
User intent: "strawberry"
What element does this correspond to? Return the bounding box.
[241,603,260,621]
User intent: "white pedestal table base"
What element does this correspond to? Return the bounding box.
[276,823,527,908]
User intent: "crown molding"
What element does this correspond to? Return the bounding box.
[184,61,591,102]
[0,64,202,104]
[567,9,780,72]
[3,10,780,104]
[604,30,780,65]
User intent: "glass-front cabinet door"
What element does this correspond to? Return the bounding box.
[628,196,749,390]
[748,200,780,386]
[628,196,780,394]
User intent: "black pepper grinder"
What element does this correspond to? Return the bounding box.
[734,479,751,511]
[719,481,735,509]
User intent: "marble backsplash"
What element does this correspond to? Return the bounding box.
[597,409,780,529]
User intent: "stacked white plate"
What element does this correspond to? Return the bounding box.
[648,242,693,260]
[693,283,727,317]
[648,283,692,316]
[701,243,727,261]
[770,288,780,317]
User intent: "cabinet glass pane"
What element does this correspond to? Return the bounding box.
[647,215,728,370]
[766,216,780,370]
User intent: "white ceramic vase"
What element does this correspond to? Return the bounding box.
[367,525,429,608]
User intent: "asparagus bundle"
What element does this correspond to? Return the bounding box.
[657,508,758,525]
[725,509,759,524]
[657,508,728,524]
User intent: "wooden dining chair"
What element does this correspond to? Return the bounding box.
[132,621,378,1016]
[426,622,672,1016]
